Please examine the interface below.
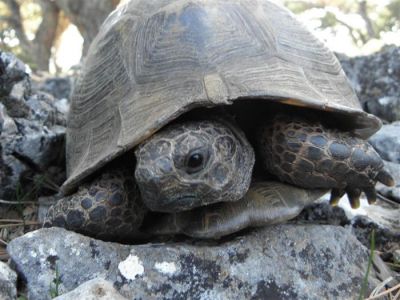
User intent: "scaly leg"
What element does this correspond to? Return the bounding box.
[257,114,394,208]
[44,167,147,241]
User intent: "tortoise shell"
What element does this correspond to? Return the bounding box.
[63,0,381,193]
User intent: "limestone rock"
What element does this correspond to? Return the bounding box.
[38,77,72,101]
[0,261,17,300]
[54,278,127,300]
[295,198,400,258]
[369,122,400,163]
[0,52,68,200]
[0,51,29,97]
[8,226,380,300]
[340,46,400,122]
[0,102,17,135]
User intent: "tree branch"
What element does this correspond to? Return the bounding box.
[358,0,377,39]
[32,0,60,70]
[53,0,119,54]
[331,17,362,46]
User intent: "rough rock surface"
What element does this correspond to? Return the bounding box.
[0,261,17,300]
[375,161,400,203]
[38,77,73,101]
[351,214,400,254]
[295,199,400,255]
[0,52,29,98]
[8,226,379,300]
[340,46,400,122]
[294,201,350,227]
[369,122,400,163]
[54,278,127,300]
[0,51,68,199]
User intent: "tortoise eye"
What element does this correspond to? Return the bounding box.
[188,153,203,167]
[186,150,207,174]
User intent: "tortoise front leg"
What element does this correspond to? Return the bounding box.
[257,114,395,208]
[145,181,326,239]
[44,168,147,241]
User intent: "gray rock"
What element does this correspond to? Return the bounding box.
[340,46,400,122]
[376,161,400,202]
[294,201,350,226]
[26,92,66,126]
[10,78,31,104]
[0,52,67,200]
[10,122,65,169]
[0,150,29,200]
[367,96,400,123]
[54,278,127,300]
[0,117,66,199]
[0,103,17,135]
[369,122,400,163]
[0,51,29,97]
[8,226,380,300]
[0,51,32,119]
[39,77,72,101]
[351,214,400,255]
[0,261,17,300]
[54,98,69,116]
[1,95,31,118]
[294,197,400,257]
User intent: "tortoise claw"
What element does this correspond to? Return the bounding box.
[364,187,377,205]
[329,186,381,208]
[376,169,395,187]
[328,166,395,208]
[346,188,361,209]
[329,187,375,208]
[329,189,345,206]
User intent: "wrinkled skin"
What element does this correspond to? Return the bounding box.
[134,119,255,212]
[45,114,394,240]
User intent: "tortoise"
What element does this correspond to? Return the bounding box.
[45,0,394,241]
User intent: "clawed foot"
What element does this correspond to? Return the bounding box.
[329,169,395,208]
[44,169,148,241]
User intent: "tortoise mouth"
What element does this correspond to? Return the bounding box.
[150,194,200,213]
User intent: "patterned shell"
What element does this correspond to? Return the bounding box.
[63,0,381,193]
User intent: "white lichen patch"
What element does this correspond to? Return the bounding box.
[155,261,177,275]
[118,254,144,280]
[70,247,81,256]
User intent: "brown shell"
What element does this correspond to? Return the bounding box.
[63,0,381,193]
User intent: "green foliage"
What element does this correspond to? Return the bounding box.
[380,0,400,31]
[283,0,400,48]
[321,11,339,28]
[49,264,61,298]
[358,229,375,300]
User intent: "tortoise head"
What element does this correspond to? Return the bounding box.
[134,119,255,212]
